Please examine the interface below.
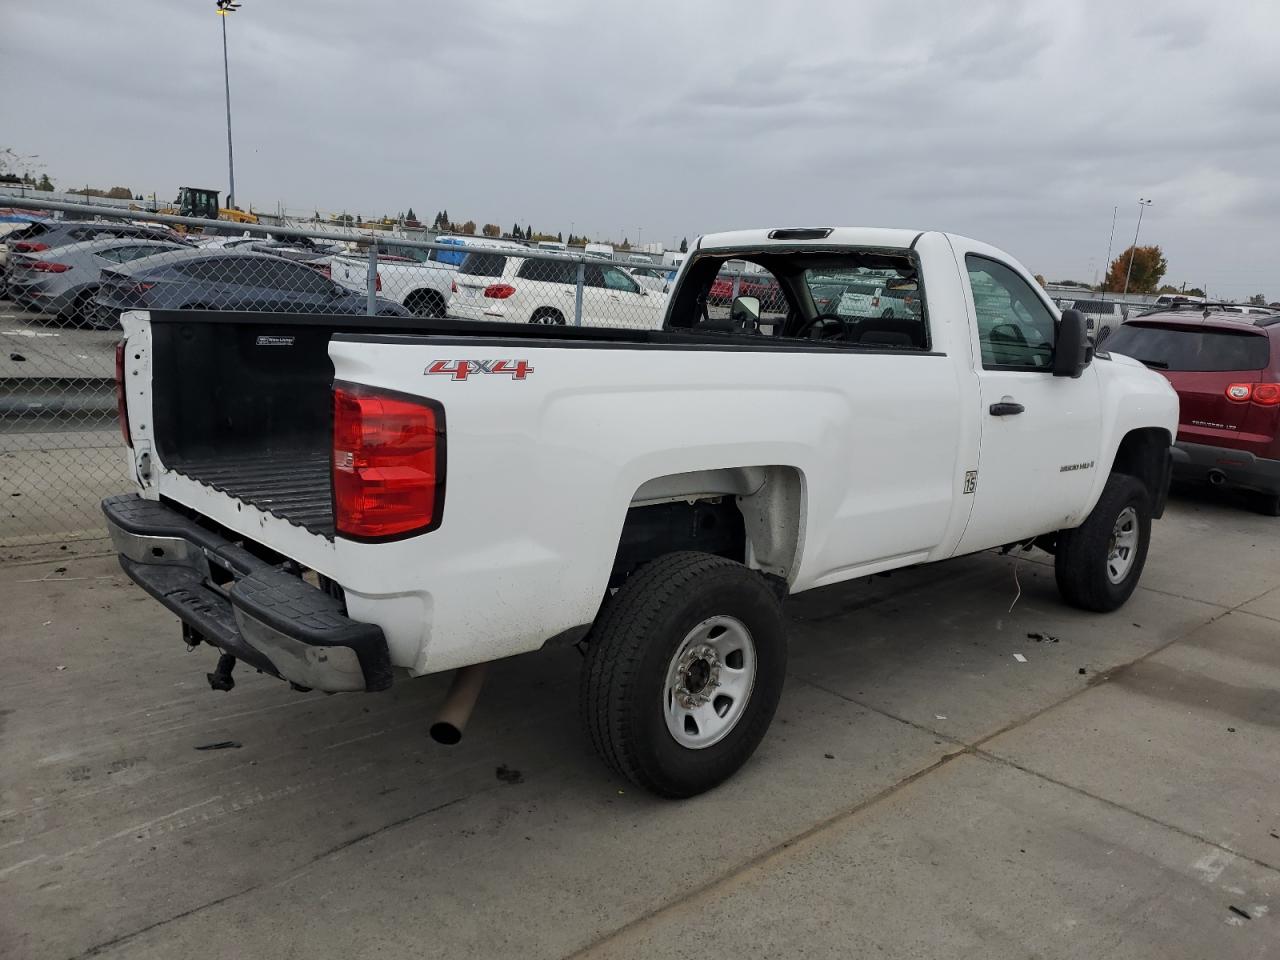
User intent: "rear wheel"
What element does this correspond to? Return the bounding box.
[530,307,565,325]
[580,551,786,798]
[1055,473,1151,612]
[68,288,98,326]
[405,290,446,318]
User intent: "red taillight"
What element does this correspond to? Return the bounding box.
[14,241,49,253]
[31,260,72,273]
[451,278,457,294]
[1252,383,1280,406]
[483,283,516,299]
[131,282,156,295]
[115,340,132,448]
[332,383,445,540]
[1225,382,1280,406]
[375,272,382,292]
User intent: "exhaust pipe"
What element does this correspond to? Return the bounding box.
[429,663,488,745]
[1208,469,1227,486]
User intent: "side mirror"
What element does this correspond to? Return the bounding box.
[730,295,761,326]
[1053,309,1090,378]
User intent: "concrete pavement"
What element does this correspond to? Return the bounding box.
[0,491,1277,959]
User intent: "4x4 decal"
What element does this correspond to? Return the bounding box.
[426,359,534,381]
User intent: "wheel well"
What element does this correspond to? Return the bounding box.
[610,466,804,588]
[406,288,444,305]
[1111,427,1172,517]
[531,306,564,321]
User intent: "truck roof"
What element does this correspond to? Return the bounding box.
[697,227,926,251]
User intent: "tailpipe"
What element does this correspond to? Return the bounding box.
[1208,469,1227,486]
[429,663,488,745]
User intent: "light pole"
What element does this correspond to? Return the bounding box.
[1099,205,1117,304]
[1120,198,1152,302]
[215,1,241,210]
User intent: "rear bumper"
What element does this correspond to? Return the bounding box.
[102,493,392,693]
[1171,441,1280,495]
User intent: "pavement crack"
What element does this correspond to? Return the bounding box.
[970,749,1280,876]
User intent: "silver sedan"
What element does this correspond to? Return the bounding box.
[8,236,189,324]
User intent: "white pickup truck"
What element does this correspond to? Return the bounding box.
[105,226,1178,797]
[326,237,526,318]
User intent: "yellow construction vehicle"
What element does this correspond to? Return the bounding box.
[160,187,259,229]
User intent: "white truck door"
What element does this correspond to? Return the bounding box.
[955,250,1103,554]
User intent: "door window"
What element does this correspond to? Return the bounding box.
[965,255,1056,370]
[601,266,641,293]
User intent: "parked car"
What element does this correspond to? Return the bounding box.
[324,237,526,318]
[1105,311,1280,514]
[627,265,674,294]
[1068,299,1126,344]
[449,249,666,328]
[807,276,917,319]
[105,225,1176,798]
[2,219,183,293]
[91,249,410,327]
[6,236,188,321]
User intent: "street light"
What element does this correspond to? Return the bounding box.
[215,0,242,210]
[1120,197,1152,302]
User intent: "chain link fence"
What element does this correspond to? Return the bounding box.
[0,194,691,554]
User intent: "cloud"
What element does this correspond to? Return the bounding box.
[3,0,1278,295]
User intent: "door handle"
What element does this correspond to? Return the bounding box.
[989,400,1025,416]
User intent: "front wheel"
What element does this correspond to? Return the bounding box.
[580,551,786,798]
[1054,473,1151,612]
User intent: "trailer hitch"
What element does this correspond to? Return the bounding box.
[206,653,237,692]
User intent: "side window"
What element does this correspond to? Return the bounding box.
[268,260,334,293]
[583,264,607,289]
[965,255,1056,369]
[96,246,132,263]
[601,266,640,293]
[516,258,574,284]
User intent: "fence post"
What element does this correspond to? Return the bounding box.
[574,261,585,326]
[365,240,377,316]
[731,275,741,300]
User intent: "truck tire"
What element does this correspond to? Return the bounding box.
[1054,472,1151,612]
[580,551,786,798]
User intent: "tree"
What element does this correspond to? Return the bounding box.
[1102,244,1166,294]
[526,224,533,240]
[405,207,416,222]
[679,237,688,253]
[356,215,363,225]
[105,186,133,200]
[482,223,501,237]
[511,223,523,239]
[1033,273,1046,287]
[36,174,54,192]
[619,237,631,251]
[1186,287,1205,297]
[1156,284,1180,294]
[556,231,563,243]
[1248,293,1268,306]
[459,220,477,235]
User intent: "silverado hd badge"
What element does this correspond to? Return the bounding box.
[426,359,534,381]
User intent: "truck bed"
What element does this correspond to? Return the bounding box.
[173,451,334,537]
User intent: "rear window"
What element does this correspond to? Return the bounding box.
[458,252,507,278]
[1106,324,1270,371]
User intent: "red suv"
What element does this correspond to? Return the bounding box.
[1105,309,1280,515]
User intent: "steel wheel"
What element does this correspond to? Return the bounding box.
[663,615,756,749]
[1106,506,1139,584]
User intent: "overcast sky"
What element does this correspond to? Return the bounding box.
[4,0,1278,296]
